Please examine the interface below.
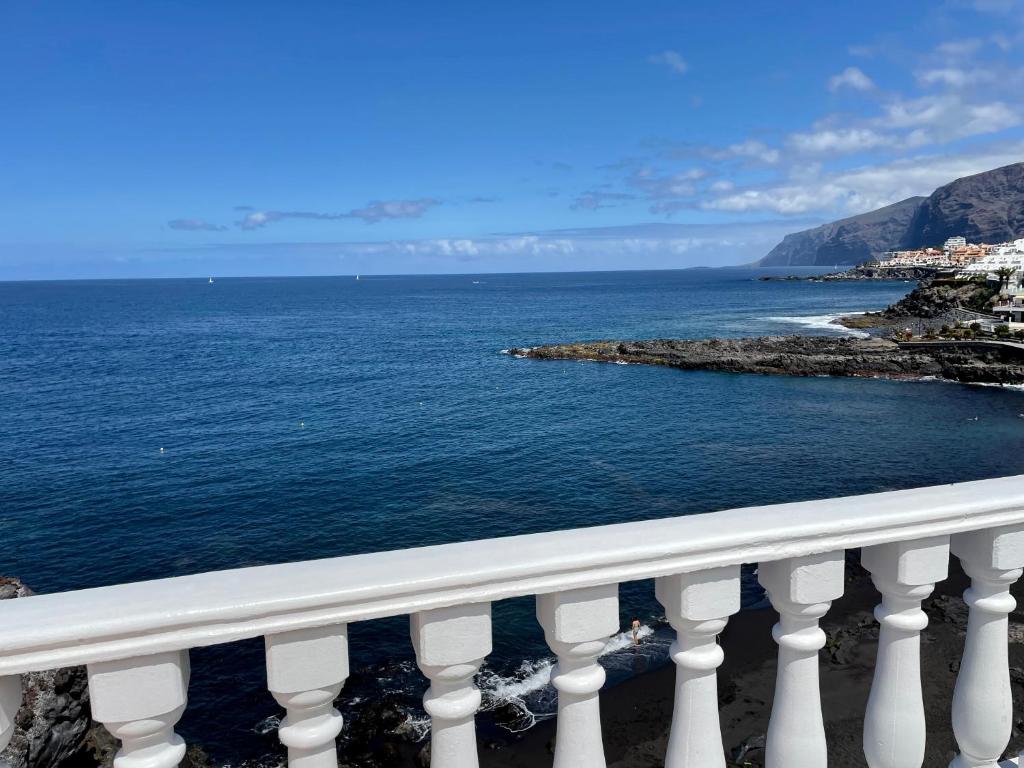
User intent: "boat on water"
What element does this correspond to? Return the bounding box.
[208,277,214,284]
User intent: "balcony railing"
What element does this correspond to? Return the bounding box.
[5,476,1024,768]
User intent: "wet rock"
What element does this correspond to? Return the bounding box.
[1010,666,1024,687]
[731,733,766,766]
[0,578,92,768]
[488,702,530,732]
[928,595,969,632]
[521,335,1024,384]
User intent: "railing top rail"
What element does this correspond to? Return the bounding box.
[4,475,1024,674]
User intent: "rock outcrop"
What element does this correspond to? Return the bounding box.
[509,336,1024,384]
[758,162,1024,266]
[0,579,91,768]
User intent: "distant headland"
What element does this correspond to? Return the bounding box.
[755,162,1024,268]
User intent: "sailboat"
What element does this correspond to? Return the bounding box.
[356,274,361,281]
[208,277,214,284]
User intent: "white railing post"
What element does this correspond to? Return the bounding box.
[862,536,950,768]
[0,675,20,752]
[265,624,348,768]
[949,525,1024,768]
[759,551,845,768]
[411,603,491,768]
[537,584,618,768]
[655,566,741,768]
[87,651,190,768]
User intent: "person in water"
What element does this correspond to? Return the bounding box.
[631,617,641,644]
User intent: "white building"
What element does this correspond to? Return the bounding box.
[957,239,1024,276]
[944,236,967,252]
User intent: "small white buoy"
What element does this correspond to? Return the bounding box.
[299,421,305,428]
[159,447,165,453]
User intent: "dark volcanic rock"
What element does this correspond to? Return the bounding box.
[760,265,935,281]
[0,578,91,768]
[512,335,1024,385]
[758,162,1024,266]
[881,280,996,319]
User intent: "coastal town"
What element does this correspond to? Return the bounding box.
[762,234,1024,335]
[877,236,1024,276]
[511,231,1024,386]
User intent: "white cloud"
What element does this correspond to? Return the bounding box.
[627,166,707,199]
[878,95,1020,144]
[236,199,441,229]
[167,217,227,232]
[788,127,896,154]
[936,38,984,57]
[716,140,781,164]
[828,66,875,92]
[702,141,1024,215]
[648,50,689,75]
[570,190,636,210]
[916,67,997,87]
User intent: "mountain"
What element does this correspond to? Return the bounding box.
[757,162,1024,266]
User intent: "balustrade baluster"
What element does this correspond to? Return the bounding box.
[0,675,20,752]
[862,536,950,768]
[655,566,740,768]
[411,603,491,768]
[87,651,190,768]
[949,525,1024,768]
[266,624,349,768]
[537,584,618,768]
[759,552,845,768]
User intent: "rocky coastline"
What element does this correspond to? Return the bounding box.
[509,275,1020,385]
[508,336,1024,385]
[760,265,936,281]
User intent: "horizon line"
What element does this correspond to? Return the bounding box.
[0,264,827,284]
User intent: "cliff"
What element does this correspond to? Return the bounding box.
[758,162,1024,266]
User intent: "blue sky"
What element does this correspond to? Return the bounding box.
[2,1,1023,279]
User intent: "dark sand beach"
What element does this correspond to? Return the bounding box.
[474,558,1024,768]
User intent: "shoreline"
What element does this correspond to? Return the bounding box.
[478,559,1024,768]
[507,336,1024,385]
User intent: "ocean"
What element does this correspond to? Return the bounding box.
[5,268,1024,763]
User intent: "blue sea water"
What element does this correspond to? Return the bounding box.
[5,268,1024,762]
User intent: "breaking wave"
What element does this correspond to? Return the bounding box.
[763,312,871,338]
[475,624,664,733]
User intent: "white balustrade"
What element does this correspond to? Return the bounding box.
[0,674,20,752]
[537,584,618,768]
[655,565,740,768]
[87,651,190,768]
[265,624,348,768]
[760,551,846,768]
[862,536,950,768]
[411,603,491,768]
[5,477,1024,767]
[949,525,1024,768]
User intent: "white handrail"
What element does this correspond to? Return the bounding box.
[4,475,1024,675]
